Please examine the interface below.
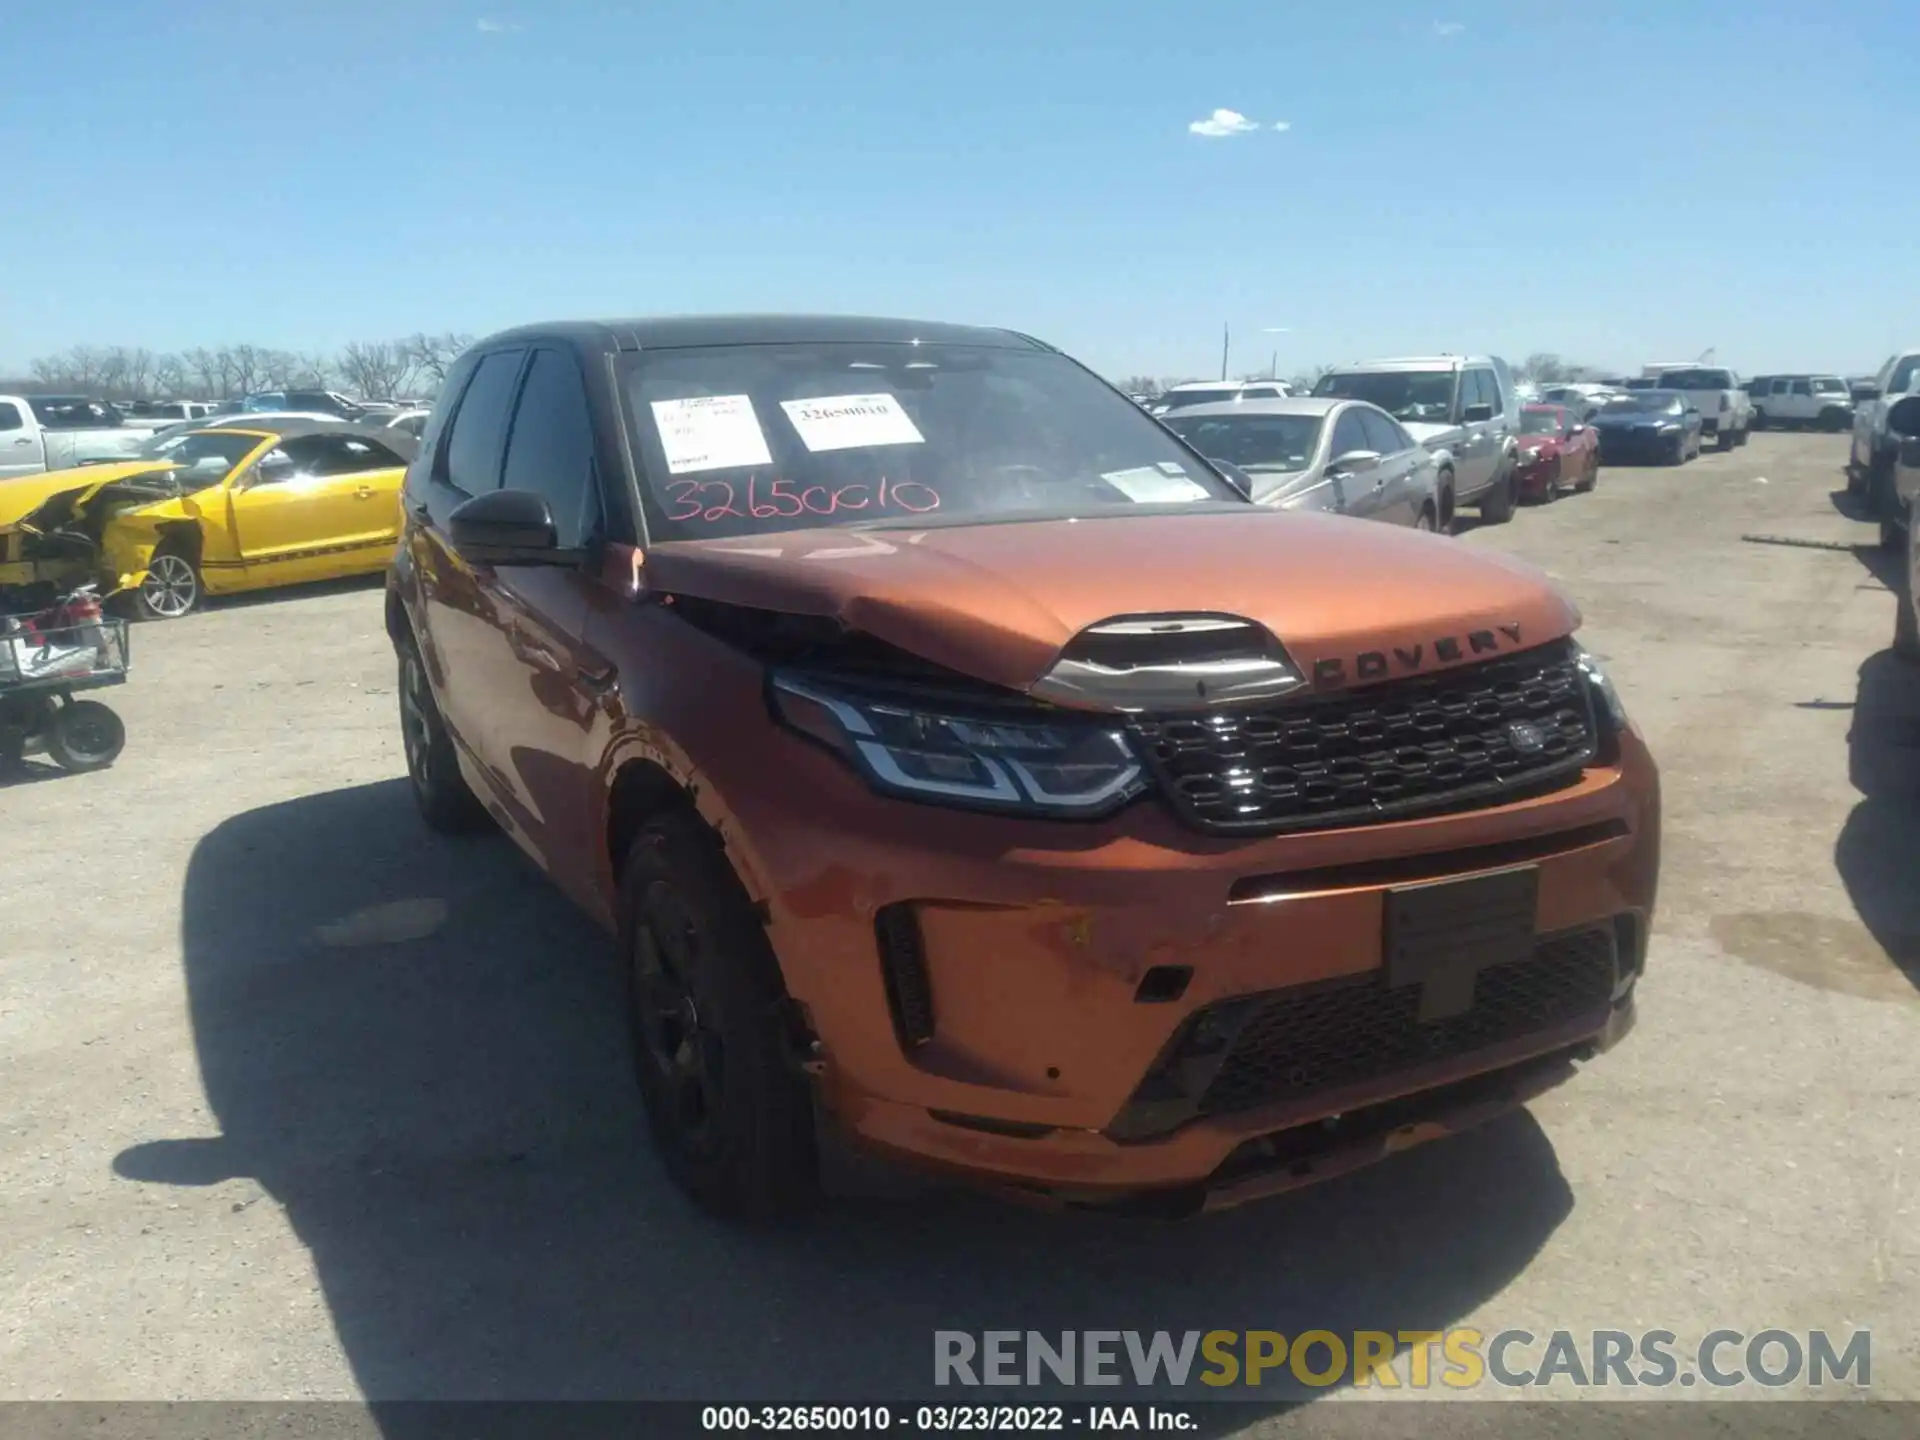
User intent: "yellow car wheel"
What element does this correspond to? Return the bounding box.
[135,549,200,620]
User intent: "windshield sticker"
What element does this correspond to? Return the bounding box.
[1156,461,1189,476]
[650,395,773,475]
[779,393,926,453]
[1100,466,1213,504]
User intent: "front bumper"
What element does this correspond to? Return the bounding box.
[1596,427,1681,462]
[1513,454,1562,498]
[684,661,1662,1210]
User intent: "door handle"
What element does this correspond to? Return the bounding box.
[11,438,31,447]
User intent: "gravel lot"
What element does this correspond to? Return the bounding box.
[2,432,1916,1419]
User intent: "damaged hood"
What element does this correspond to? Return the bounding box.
[0,461,180,530]
[642,510,1580,699]
[1399,420,1466,450]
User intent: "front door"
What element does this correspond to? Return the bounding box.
[1327,408,1380,519]
[1357,406,1419,525]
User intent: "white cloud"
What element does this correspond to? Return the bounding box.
[477,17,523,33]
[1188,108,1259,138]
[1433,20,1466,36]
[1272,120,1291,131]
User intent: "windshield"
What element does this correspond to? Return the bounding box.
[1161,413,1323,473]
[1813,377,1847,394]
[1654,369,1732,391]
[621,343,1241,542]
[29,397,125,429]
[1519,409,1565,435]
[131,429,264,486]
[1312,370,1455,423]
[1603,393,1682,414]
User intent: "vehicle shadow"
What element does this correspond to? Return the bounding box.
[115,779,1574,1426]
[1834,544,1920,991]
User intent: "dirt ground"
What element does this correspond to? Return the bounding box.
[1,431,1916,1421]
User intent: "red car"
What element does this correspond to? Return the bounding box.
[1514,404,1599,502]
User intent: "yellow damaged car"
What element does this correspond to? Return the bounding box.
[0,421,417,619]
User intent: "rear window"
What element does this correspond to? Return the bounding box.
[1519,408,1565,435]
[620,342,1241,542]
[1159,386,1244,410]
[1162,412,1324,472]
[1655,369,1733,391]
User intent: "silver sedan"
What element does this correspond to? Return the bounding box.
[1159,396,1444,530]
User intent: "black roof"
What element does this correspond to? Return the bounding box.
[474,314,1052,355]
[199,417,419,461]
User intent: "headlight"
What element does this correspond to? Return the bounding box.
[1573,643,1629,730]
[770,673,1147,817]
[1657,422,1681,432]
[1519,445,1543,462]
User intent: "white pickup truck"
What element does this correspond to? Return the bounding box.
[0,395,150,480]
[1640,365,1751,449]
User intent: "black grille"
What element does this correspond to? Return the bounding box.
[1181,927,1617,1121]
[875,904,934,1048]
[1129,641,1598,836]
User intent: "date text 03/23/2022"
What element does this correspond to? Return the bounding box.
[701,1405,1193,1432]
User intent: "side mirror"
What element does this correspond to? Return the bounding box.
[448,487,575,564]
[1462,403,1495,423]
[1208,459,1254,498]
[1327,448,1382,475]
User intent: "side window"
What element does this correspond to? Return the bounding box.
[500,348,600,550]
[1467,369,1499,415]
[1357,408,1404,455]
[268,435,334,476]
[1330,409,1371,458]
[442,350,526,494]
[1790,378,1812,396]
[305,435,406,475]
[0,402,20,432]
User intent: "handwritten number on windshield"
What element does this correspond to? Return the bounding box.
[663,476,941,523]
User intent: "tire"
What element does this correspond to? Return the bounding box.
[133,546,200,620]
[1717,426,1737,452]
[1478,471,1516,525]
[1666,436,1687,466]
[47,699,125,772]
[1736,425,1751,446]
[398,635,492,833]
[1436,469,1456,532]
[1751,411,1768,432]
[1414,504,1437,533]
[1576,457,1599,493]
[619,808,818,1220]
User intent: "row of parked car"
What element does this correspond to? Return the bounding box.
[1127,356,1742,537]
[0,389,428,481]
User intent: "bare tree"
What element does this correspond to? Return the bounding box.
[1288,365,1330,393]
[1520,353,1570,385]
[335,341,413,400]
[1118,375,1162,397]
[402,332,473,391]
[153,353,188,397]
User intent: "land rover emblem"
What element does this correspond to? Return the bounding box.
[1507,721,1547,755]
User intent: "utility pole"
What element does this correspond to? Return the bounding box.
[1221,322,1231,381]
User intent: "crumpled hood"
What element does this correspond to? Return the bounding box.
[0,461,176,530]
[642,510,1580,699]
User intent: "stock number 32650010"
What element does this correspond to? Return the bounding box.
[664,475,943,524]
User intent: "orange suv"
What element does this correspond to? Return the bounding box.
[386,316,1660,1220]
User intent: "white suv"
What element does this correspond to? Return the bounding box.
[1150,379,1292,416]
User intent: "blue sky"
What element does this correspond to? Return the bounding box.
[1,0,1913,382]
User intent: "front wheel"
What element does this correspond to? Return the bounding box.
[1717,427,1737,451]
[133,548,200,620]
[1576,457,1599,493]
[1414,504,1438,532]
[47,699,126,772]
[398,636,492,833]
[1479,471,1517,525]
[1666,436,1687,465]
[620,809,818,1221]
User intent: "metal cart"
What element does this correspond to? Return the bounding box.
[0,591,130,772]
